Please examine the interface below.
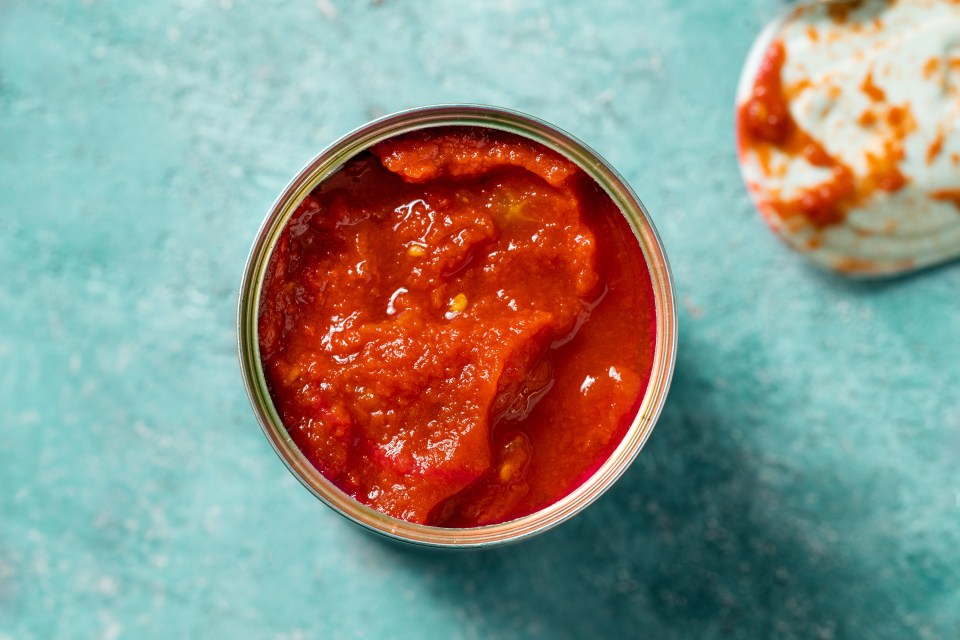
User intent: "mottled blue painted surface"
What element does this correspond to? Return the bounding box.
[1,1,958,638]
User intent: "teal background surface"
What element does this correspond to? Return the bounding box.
[2,1,958,638]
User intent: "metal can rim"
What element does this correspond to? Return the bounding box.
[237,104,678,548]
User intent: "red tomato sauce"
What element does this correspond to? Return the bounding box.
[258,127,656,527]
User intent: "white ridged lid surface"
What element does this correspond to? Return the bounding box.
[737,0,960,276]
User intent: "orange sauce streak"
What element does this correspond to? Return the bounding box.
[834,257,914,275]
[886,105,910,129]
[739,37,920,230]
[861,72,886,102]
[864,104,915,193]
[739,40,792,146]
[927,129,946,164]
[865,145,908,193]
[786,78,813,100]
[827,0,864,23]
[833,257,882,274]
[931,189,960,210]
[768,167,857,228]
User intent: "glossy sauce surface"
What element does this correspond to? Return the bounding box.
[259,127,656,526]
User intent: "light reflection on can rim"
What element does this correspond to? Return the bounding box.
[237,104,678,548]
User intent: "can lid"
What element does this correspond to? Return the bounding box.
[735,0,960,277]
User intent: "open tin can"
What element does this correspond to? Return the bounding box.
[238,104,677,547]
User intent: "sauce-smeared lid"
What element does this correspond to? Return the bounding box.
[736,0,960,276]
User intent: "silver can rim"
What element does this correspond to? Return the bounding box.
[237,104,678,548]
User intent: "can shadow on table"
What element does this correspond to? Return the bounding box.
[378,345,912,637]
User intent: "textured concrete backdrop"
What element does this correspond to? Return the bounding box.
[1,1,958,638]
